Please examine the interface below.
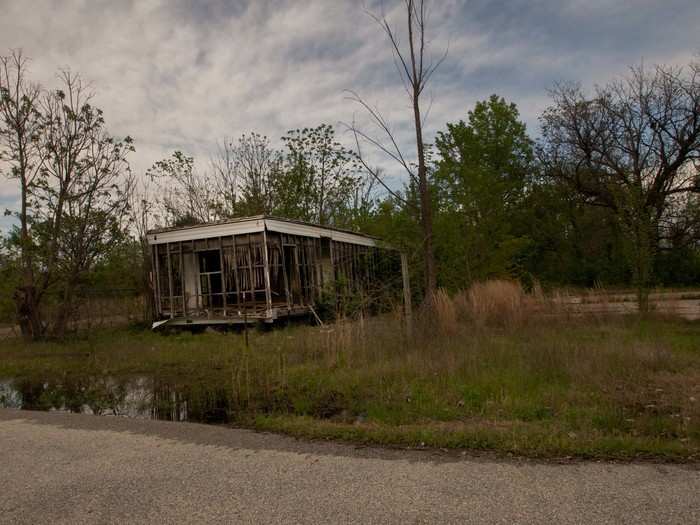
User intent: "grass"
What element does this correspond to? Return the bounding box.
[1,283,699,461]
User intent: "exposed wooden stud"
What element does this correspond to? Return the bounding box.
[329,239,336,286]
[207,272,212,318]
[299,239,307,305]
[279,236,291,310]
[166,243,175,319]
[262,228,273,317]
[153,244,161,317]
[313,238,321,299]
[232,234,241,309]
[191,239,199,314]
[317,239,324,292]
[246,233,254,309]
[219,236,227,317]
[353,244,359,291]
[179,241,187,318]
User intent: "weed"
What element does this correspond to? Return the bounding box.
[2,283,699,460]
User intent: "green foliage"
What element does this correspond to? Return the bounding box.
[538,63,700,307]
[86,239,143,291]
[433,95,534,288]
[0,234,19,323]
[275,124,361,226]
[384,93,700,292]
[515,182,631,286]
[140,96,699,295]
[359,194,425,297]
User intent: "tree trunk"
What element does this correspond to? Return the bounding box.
[52,283,77,339]
[624,212,655,315]
[16,148,43,340]
[14,285,43,341]
[632,231,653,315]
[412,92,437,296]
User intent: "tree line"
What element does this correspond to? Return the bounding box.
[2,1,700,340]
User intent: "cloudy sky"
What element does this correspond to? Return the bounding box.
[1,0,699,231]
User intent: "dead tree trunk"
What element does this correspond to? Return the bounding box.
[348,0,446,297]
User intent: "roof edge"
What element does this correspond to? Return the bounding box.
[146,215,382,242]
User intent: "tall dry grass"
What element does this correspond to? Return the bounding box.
[417,280,547,335]
[428,279,690,330]
[422,289,459,335]
[454,279,527,327]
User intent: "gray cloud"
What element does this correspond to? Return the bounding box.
[1,0,698,231]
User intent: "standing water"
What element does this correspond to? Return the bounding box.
[0,375,232,423]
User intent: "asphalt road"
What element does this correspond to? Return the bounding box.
[0,409,698,524]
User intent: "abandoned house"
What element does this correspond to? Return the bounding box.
[146,216,407,328]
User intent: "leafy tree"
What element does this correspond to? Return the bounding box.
[40,75,134,337]
[86,238,143,291]
[275,124,360,226]
[146,125,371,230]
[517,181,630,287]
[433,95,534,288]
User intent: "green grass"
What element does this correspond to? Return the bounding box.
[1,315,699,461]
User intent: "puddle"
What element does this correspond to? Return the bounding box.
[0,375,232,423]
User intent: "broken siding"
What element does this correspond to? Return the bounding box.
[147,217,397,325]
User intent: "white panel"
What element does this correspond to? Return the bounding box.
[147,219,264,245]
[329,231,377,247]
[264,219,322,238]
[148,217,378,248]
[264,219,377,247]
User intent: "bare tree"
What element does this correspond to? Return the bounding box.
[348,0,447,295]
[540,60,700,310]
[347,166,379,228]
[216,133,282,217]
[147,151,217,226]
[210,136,240,217]
[0,50,44,339]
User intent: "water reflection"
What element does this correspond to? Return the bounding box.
[0,375,231,423]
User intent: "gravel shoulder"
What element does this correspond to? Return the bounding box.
[1,409,699,524]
